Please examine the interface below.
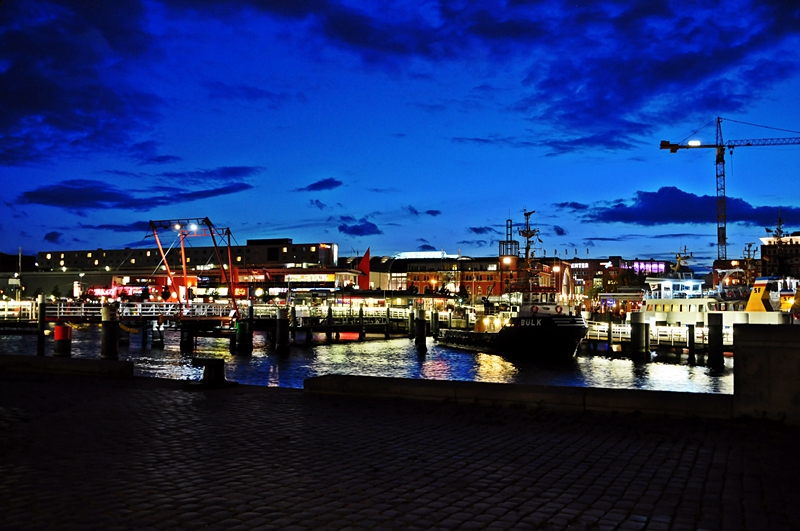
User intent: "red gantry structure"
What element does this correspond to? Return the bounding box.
[148,218,241,321]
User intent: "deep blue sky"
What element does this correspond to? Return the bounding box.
[2,0,799,269]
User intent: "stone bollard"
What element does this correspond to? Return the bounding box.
[707,313,724,370]
[415,308,427,353]
[276,307,290,354]
[100,305,119,360]
[629,312,649,355]
[53,324,72,357]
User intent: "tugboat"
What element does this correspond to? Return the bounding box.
[439,210,588,362]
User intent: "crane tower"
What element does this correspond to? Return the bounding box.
[660,117,800,260]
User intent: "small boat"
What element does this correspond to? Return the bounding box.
[439,210,588,362]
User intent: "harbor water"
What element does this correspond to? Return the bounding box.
[0,328,733,394]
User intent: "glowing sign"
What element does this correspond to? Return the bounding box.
[285,274,336,282]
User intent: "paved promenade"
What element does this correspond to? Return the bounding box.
[1,372,798,531]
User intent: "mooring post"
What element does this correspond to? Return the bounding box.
[431,310,439,339]
[326,305,333,343]
[290,305,297,344]
[707,313,724,370]
[415,308,427,353]
[180,327,196,353]
[151,321,165,349]
[141,322,150,349]
[53,323,72,357]
[36,294,46,356]
[276,307,290,354]
[100,305,119,360]
[385,305,391,339]
[687,323,696,364]
[407,309,415,339]
[233,304,254,354]
[358,306,365,341]
[606,312,613,347]
[630,312,649,355]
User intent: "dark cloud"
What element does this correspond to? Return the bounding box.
[468,226,500,235]
[296,177,344,192]
[417,244,436,252]
[4,0,797,167]
[17,179,254,212]
[457,239,490,247]
[0,1,160,165]
[129,141,182,165]
[43,232,62,244]
[553,225,567,236]
[337,218,382,236]
[159,166,263,183]
[205,81,293,108]
[79,221,153,233]
[554,201,590,211]
[581,186,797,227]
[404,205,441,217]
[309,199,326,210]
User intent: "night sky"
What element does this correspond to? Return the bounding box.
[2,0,799,270]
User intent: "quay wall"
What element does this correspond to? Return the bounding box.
[304,375,733,420]
[734,324,800,424]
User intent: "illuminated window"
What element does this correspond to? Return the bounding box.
[46,253,51,260]
[236,256,242,262]
[59,260,64,266]
[186,257,191,263]
[282,247,287,253]
[131,258,136,264]
[310,246,316,252]
[60,253,64,258]
[146,251,151,257]
[94,260,99,266]
[87,252,92,258]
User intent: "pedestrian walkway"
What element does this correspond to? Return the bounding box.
[1,372,797,531]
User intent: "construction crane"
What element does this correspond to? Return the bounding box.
[660,117,800,260]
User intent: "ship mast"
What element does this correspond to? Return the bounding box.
[517,209,541,275]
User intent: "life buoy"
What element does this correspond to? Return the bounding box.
[555,305,563,314]
[532,305,539,313]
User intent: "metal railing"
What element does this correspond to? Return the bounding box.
[586,321,734,346]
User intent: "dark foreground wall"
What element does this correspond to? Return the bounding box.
[734,324,800,424]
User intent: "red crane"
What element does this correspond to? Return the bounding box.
[660,117,800,260]
[149,218,241,320]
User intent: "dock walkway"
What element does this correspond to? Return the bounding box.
[1,370,798,531]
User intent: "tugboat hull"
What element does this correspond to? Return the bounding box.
[439,315,587,362]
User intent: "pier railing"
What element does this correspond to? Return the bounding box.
[586,321,734,346]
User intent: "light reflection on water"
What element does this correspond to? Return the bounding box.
[0,327,733,394]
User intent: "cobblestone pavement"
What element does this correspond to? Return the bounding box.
[1,373,798,531]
